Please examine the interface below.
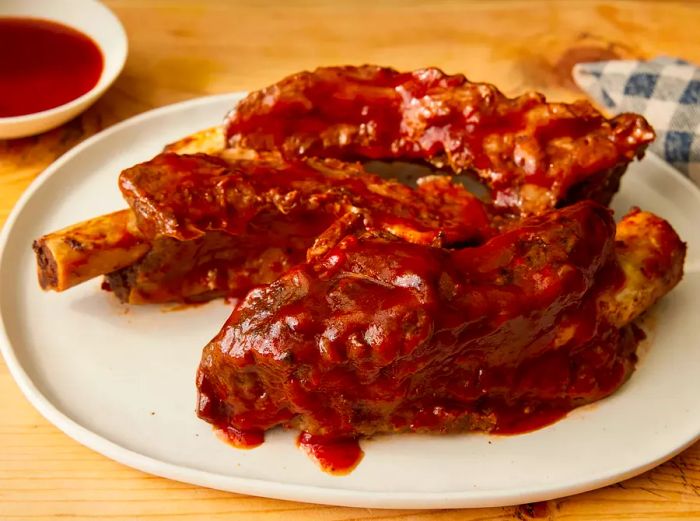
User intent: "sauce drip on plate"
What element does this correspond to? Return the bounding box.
[0,18,103,117]
[216,426,264,449]
[492,406,571,435]
[297,433,364,475]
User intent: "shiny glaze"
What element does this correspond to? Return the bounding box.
[216,426,264,449]
[225,65,654,214]
[297,433,364,475]
[104,220,329,304]
[197,202,637,453]
[111,152,490,303]
[119,153,490,244]
[492,406,570,435]
[0,18,103,117]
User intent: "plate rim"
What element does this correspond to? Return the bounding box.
[1,94,699,509]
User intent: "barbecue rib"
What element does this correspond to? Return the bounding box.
[197,202,685,440]
[35,151,490,303]
[224,65,655,215]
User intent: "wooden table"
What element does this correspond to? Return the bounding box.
[2,1,700,519]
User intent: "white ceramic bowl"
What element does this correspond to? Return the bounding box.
[0,0,127,139]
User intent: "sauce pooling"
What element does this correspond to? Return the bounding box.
[216,426,264,449]
[297,433,364,475]
[0,18,103,117]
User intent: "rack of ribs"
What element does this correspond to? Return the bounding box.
[32,66,684,471]
[34,65,656,304]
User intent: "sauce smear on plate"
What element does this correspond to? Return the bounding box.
[216,426,264,449]
[0,18,103,117]
[297,433,364,475]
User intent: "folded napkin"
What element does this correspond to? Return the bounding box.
[573,57,700,184]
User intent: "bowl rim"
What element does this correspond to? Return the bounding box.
[0,0,128,124]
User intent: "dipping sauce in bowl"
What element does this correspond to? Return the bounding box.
[0,18,104,117]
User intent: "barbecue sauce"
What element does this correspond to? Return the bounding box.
[0,18,103,117]
[198,202,643,474]
[493,406,571,435]
[297,433,364,475]
[225,65,654,215]
[216,426,264,449]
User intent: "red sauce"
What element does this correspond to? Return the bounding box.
[493,406,571,435]
[112,152,491,303]
[198,201,640,474]
[225,65,654,214]
[216,426,264,449]
[297,432,364,475]
[0,18,103,117]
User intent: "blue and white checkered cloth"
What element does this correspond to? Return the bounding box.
[573,57,700,184]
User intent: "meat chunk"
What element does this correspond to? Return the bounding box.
[225,65,654,214]
[105,152,490,303]
[197,202,684,438]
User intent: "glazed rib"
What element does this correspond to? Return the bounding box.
[36,152,491,303]
[225,65,654,214]
[119,153,490,245]
[196,202,685,438]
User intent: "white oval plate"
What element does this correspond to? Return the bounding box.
[1,94,700,509]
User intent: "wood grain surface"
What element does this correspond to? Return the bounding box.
[1,1,700,519]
